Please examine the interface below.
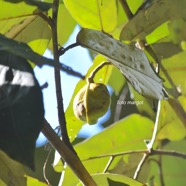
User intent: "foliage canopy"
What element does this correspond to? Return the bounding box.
[0,0,186,186]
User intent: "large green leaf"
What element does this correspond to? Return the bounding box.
[0,1,36,36]
[77,173,146,186]
[157,98,186,141]
[0,1,51,58]
[77,28,168,100]
[13,16,51,55]
[4,0,52,11]
[63,0,117,32]
[0,150,26,186]
[0,51,44,169]
[120,0,186,41]
[27,176,47,186]
[160,51,186,95]
[57,114,154,185]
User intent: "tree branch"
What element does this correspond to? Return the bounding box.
[41,119,97,186]
[51,0,75,153]
[119,0,133,19]
[58,43,80,56]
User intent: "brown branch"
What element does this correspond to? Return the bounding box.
[58,43,79,56]
[41,119,97,186]
[119,0,133,19]
[51,0,75,153]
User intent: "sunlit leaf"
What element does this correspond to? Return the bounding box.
[120,0,186,41]
[157,98,186,141]
[160,51,186,95]
[27,176,47,186]
[59,114,154,185]
[77,173,146,186]
[4,0,52,11]
[77,28,168,100]
[0,150,26,186]
[63,0,117,32]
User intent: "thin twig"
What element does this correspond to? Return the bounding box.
[41,119,97,186]
[151,149,186,159]
[61,63,85,79]
[43,146,52,186]
[133,153,149,179]
[52,0,76,153]
[58,43,79,56]
[87,62,112,83]
[119,0,133,19]
[103,156,114,173]
[148,157,165,186]
[147,101,161,150]
[134,101,161,179]
[158,155,165,186]
[83,150,147,161]
[83,148,186,161]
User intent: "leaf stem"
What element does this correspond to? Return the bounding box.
[87,62,112,83]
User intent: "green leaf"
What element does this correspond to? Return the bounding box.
[59,114,153,185]
[160,51,186,95]
[4,0,52,11]
[63,0,117,32]
[120,0,186,41]
[27,176,47,186]
[48,3,76,48]
[145,22,170,44]
[0,150,26,186]
[77,28,168,100]
[0,1,35,19]
[157,98,186,141]
[0,51,44,169]
[12,16,51,56]
[77,173,146,186]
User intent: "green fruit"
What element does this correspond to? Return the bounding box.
[73,82,110,124]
